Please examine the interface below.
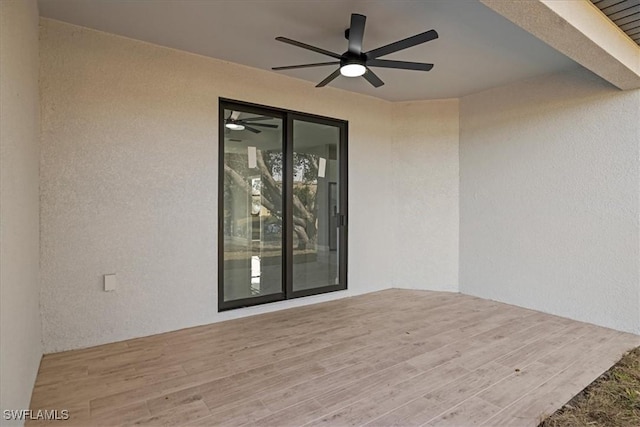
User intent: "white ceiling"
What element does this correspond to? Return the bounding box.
[38,0,579,101]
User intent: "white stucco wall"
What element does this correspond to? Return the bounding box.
[460,67,640,334]
[392,100,459,291]
[34,16,640,353]
[0,0,43,420]
[39,19,460,352]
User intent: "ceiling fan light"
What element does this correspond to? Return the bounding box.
[226,123,245,131]
[340,63,366,77]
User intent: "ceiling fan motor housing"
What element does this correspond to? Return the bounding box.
[341,52,366,68]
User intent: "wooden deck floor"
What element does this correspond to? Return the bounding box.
[29,289,639,426]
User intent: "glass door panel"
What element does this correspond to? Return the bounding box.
[219,100,347,311]
[291,119,342,293]
[221,108,284,305]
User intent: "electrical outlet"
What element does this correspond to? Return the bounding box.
[104,274,117,292]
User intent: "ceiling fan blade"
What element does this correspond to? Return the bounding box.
[367,59,434,71]
[244,125,261,134]
[316,68,341,87]
[243,123,278,129]
[275,37,342,59]
[365,29,438,59]
[230,110,241,120]
[241,117,274,122]
[348,13,366,54]
[363,68,384,88]
[272,61,340,71]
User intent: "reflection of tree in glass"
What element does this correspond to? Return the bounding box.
[224,150,319,249]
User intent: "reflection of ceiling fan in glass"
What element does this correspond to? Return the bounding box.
[224,111,279,134]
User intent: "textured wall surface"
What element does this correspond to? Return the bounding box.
[460,67,640,334]
[39,19,461,352]
[0,0,43,420]
[41,16,638,353]
[392,100,460,291]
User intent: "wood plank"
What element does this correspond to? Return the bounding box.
[363,396,446,427]
[259,362,375,412]
[483,333,640,426]
[425,396,502,426]
[495,322,593,368]
[314,362,421,413]
[305,363,470,427]
[476,361,558,408]
[423,362,515,408]
[129,400,210,426]
[184,399,271,427]
[250,399,327,427]
[25,290,637,427]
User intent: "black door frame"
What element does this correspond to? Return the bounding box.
[218,98,348,311]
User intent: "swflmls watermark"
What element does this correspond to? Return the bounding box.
[3,409,69,421]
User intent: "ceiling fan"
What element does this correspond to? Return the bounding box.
[272,13,438,88]
[224,111,279,134]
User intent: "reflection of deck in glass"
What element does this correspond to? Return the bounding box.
[223,241,338,300]
[250,255,261,295]
[293,248,339,290]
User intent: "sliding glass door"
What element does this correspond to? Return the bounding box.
[219,100,347,310]
[290,116,345,297]
[219,106,285,307]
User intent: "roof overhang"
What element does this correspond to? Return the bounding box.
[481,0,640,90]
